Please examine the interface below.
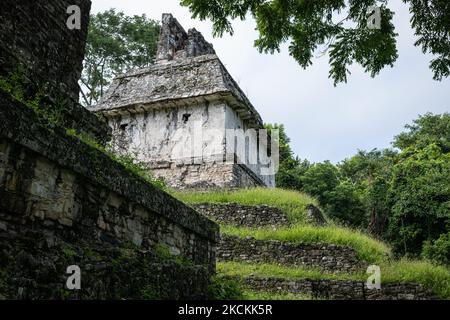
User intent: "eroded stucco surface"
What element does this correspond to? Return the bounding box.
[94,14,275,189]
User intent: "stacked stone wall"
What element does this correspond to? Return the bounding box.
[196,203,438,299]
[218,235,363,273]
[193,203,290,228]
[0,90,218,299]
[237,277,436,300]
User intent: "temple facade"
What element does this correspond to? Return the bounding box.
[93,14,275,189]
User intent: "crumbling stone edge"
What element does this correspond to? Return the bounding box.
[229,276,438,300]
[0,90,219,241]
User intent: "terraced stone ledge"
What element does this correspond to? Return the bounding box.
[218,234,365,273]
[236,276,437,300]
[192,203,291,229]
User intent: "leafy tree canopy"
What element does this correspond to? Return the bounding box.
[387,143,450,256]
[81,10,160,106]
[339,149,396,184]
[393,112,450,152]
[272,113,449,261]
[265,123,297,166]
[265,123,310,190]
[300,161,340,203]
[181,0,450,85]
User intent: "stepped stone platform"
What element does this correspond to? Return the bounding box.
[218,234,364,273]
[234,276,437,300]
[192,203,291,229]
[197,203,439,300]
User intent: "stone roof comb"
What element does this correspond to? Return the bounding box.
[156,13,215,63]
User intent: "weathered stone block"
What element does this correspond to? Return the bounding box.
[0,91,219,299]
[0,0,111,143]
[234,276,437,300]
[217,234,365,273]
[193,203,291,228]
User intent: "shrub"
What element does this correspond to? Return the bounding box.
[208,276,243,300]
[387,144,450,256]
[422,232,450,265]
[324,180,366,227]
[172,187,319,224]
[300,161,339,204]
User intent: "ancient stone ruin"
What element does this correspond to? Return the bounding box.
[0,1,217,299]
[0,2,440,301]
[92,14,275,190]
[193,203,437,300]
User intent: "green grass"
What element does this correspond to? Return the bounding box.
[221,224,391,264]
[380,259,450,299]
[172,187,319,224]
[175,188,391,263]
[218,260,450,299]
[217,261,365,281]
[243,290,317,300]
[175,188,450,299]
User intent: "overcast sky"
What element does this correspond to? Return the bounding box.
[91,0,449,163]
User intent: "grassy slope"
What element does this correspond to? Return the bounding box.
[219,260,450,299]
[380,259,450,299]
[218,261,365,281]
[243,290,317,300]
[174,187,390,263]
[221,225,390,263]
[173,188,450,299]
[173,187,318,224]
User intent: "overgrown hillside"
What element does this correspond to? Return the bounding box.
[265,114,450,265]
[173,187,450,300]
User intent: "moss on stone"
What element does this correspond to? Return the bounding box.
[0,69,66,128]
[208,275,244,300]
[62,246,77,260]
[65,127,166,190]
[0,269,7,299]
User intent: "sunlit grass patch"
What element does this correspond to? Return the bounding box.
[220,224,391,264]
[380,259,450,299]
[172,187,319,224]
[217,261,365,281]
[242,290,318,300]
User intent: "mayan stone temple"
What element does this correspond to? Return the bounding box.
[93,14,275,189]
[1,1,444,302]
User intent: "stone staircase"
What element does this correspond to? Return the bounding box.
[193,203,437,300]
